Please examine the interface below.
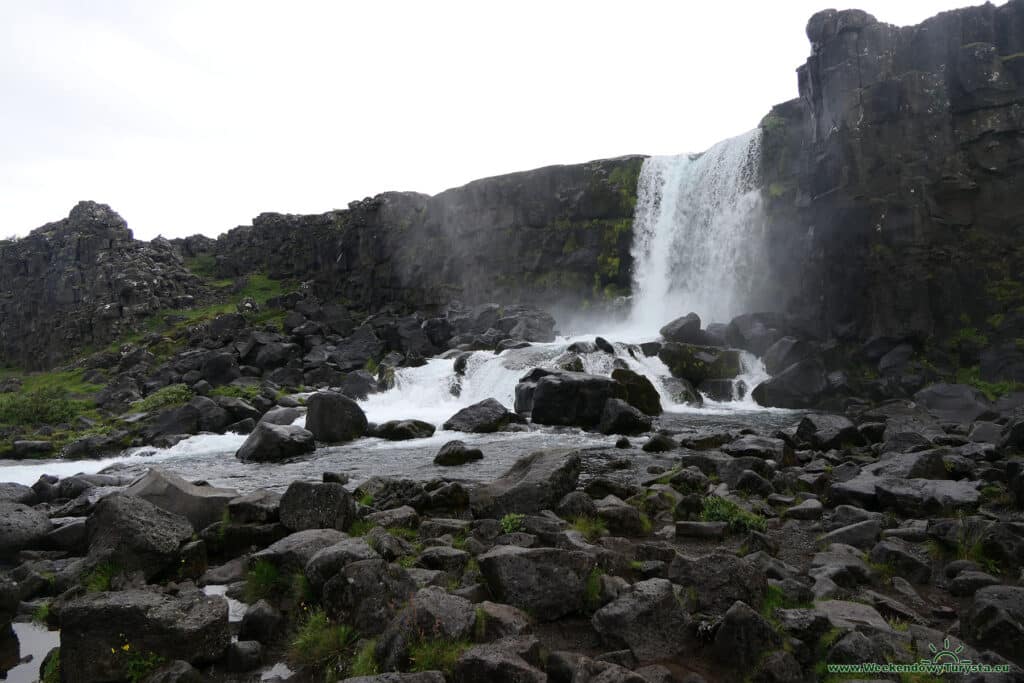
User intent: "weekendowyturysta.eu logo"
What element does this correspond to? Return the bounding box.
[824,638,1012,676]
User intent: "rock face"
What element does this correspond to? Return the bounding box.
[759,3,1024,353]
[60,590,230,683]
[0,201,206,369]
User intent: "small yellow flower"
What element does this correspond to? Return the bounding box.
[110,648,116,654]
[121,643,131,651]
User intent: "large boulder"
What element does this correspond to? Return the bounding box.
[725,313,786,356]
[305,391,368,442]
[250,529,348,574]
[592,579,689,661]
[279,481,357,532]
[711,601,782,669]
[235,422,315,462]
[667,553,768,616]
[763,337,816,376]
[329,325,384,372]
[323,559,417,632]
[60,590,229,683]
[370,419,436,441]
[795,414,865,450]
[443,398,517,433]
[610,368,662,416]
[434,440,484,466]
[125,468,237,531]
[598,398,652,436]
[304,537,380,593]
[478,545,594,620]
[470,449,581,518]
[913,384,995,424]
[529,372,627,428]
[0,502,52,557]
[752,357,828,409]
[375,587,476,671]
[86,493,193,579]
[658,343,741,385]
[962,585,1024,665]
[659,313,704,345]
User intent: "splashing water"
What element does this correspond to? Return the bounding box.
[628,129,764,333]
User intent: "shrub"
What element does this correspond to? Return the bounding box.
[499,513,526,534]
[699,496,766,533]
[0,388,79,426]
[133,384,193,412]
[288,609,358,677]
[571,516,607,542]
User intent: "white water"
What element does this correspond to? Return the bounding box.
[628,129,764,333]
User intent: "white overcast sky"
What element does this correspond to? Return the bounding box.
[1,0,992,240]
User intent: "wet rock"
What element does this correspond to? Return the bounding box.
[470,449,581,518]
[370,419,437,440]
[444,398,519,433]
[227,489,281,524]
[234,422,315,462]
[86,493,192,579]
[258,406,303,425]
[659,313,703,344]
[796,414,865,450]
[913,383,995,424]
[478,545,594,620]
[763,337,815,376]
[642,433,677,453]
[751,358,828,409]
[610,368,663,416]
[529,372,628,428]
[279,481,357,532]
[434,440,484,466]
[598,398,653,436]
[125,467,237,531]
[305,391,368,442]
[658,343,741,385]
[238,599,283,644]
[60,589,229,683]
[304,537,380,593]
[592,578,688,661]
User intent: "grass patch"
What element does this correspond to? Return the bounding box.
[387,526,419,542]
[350,639,379,677]
[570,516,607,542]
[209,384,261,401]
[288,609,358,679]
[408,639,469,674]
[499,513,526,534]
[124,651,166,683]
[133,383,193,413]
[84,562,120,592]
[699,496,767,533]
[347,519,375,537]
[243,559,283,603]
[31,601,51,626]
[358,493,374,507]
[584,566,604,611]
[41,649,60,683]
[954,365,1023,401]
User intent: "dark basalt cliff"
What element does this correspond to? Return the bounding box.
[760,1,1024,380]
[0,202,205,370]
[181,157,643,316]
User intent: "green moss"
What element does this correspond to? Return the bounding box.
[133,383,194,413]
[951,327,989,349]
[608,160,643,210]
[31,601,51,626]
[41,649,60,683]
[124,650,166,683]
[474,607,488,641]
[699,496,767,533]
[364,358,379,375]
[955,366,1023,401]
[358,493,374,507]
[350,640,379,677]
[347,519,375,537]
[570,516,607,542]
[759,113,787,134]
[584,567,604,610]
[209,384,262,401]
[387,526,419,542]
[183,254,217,278]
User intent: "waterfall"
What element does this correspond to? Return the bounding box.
[628,129,764,333]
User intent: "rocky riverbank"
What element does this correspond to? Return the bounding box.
[1,302,1023,682]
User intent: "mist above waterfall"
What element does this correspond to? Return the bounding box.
[627,129,764,333]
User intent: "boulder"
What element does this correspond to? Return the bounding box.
[434,440,484,466]
[227,489,281,524]
[375,587,477,671]
[598,398,652,436]
[125,468,237,531]
[961,586,1024,665]
[529,372,628,428]
[452,638,547,683]
[0,482,36,505]
[592,579,688,661]
[657,343,741,385]
[329,325,384,372]
[913,384,994,424]
[711,601,781,669]
[279,481,357,532]
[323,559,417,632]
[0,502,52,556]
[250,529,347,574]
[478,545,594,620]
[305,391,367,442]
[796,414,865,450]
[659,313,703,344]
[752,358,828,409]
[470,449,581,518]
[667,553,767,616]
[725,313,785,355]
[86,493,193,579]
[610,368,662,416]
[371,419,436,441]
[443,398,518,433]
[60,590,229,683]
[763,337,815,376]
[234,422,315,462]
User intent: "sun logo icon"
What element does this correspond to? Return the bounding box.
[922,638,971,665]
